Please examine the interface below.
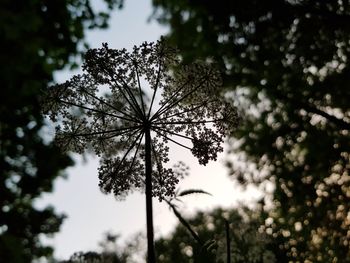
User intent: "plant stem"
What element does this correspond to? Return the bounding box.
[145,126,156,263]
[225,219,231,263]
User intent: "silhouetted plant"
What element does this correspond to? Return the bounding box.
[164,188,212,246]
[41,39,238,263]
[155,206,279,263]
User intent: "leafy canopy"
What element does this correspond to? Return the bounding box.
[150,0,350,261]
[0,0,122,261]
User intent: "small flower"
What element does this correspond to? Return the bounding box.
[41,39,239,200]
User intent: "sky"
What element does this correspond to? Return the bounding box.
[36,0,262,260]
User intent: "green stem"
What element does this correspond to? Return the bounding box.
[145,126,156,263]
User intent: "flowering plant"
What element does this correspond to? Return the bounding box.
[42,39,238,262]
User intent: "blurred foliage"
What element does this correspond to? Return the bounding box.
[59,233,131,263]
[58,208,286,263]
[0,0,122,262]
[150,0,350,261]
[155,207,287,263]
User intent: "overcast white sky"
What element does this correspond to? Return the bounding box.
[36,0,262,260]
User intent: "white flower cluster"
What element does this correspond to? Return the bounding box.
[41,39,238,200]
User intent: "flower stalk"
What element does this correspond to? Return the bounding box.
[41,39,239,263]
[144,125,156,262]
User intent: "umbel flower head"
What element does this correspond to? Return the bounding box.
[42,39,239,200]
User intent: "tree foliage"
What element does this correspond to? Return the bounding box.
[150,0,350,261]
[155,207,284,263]
[0,0,122,261]
[60,233,131,263]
